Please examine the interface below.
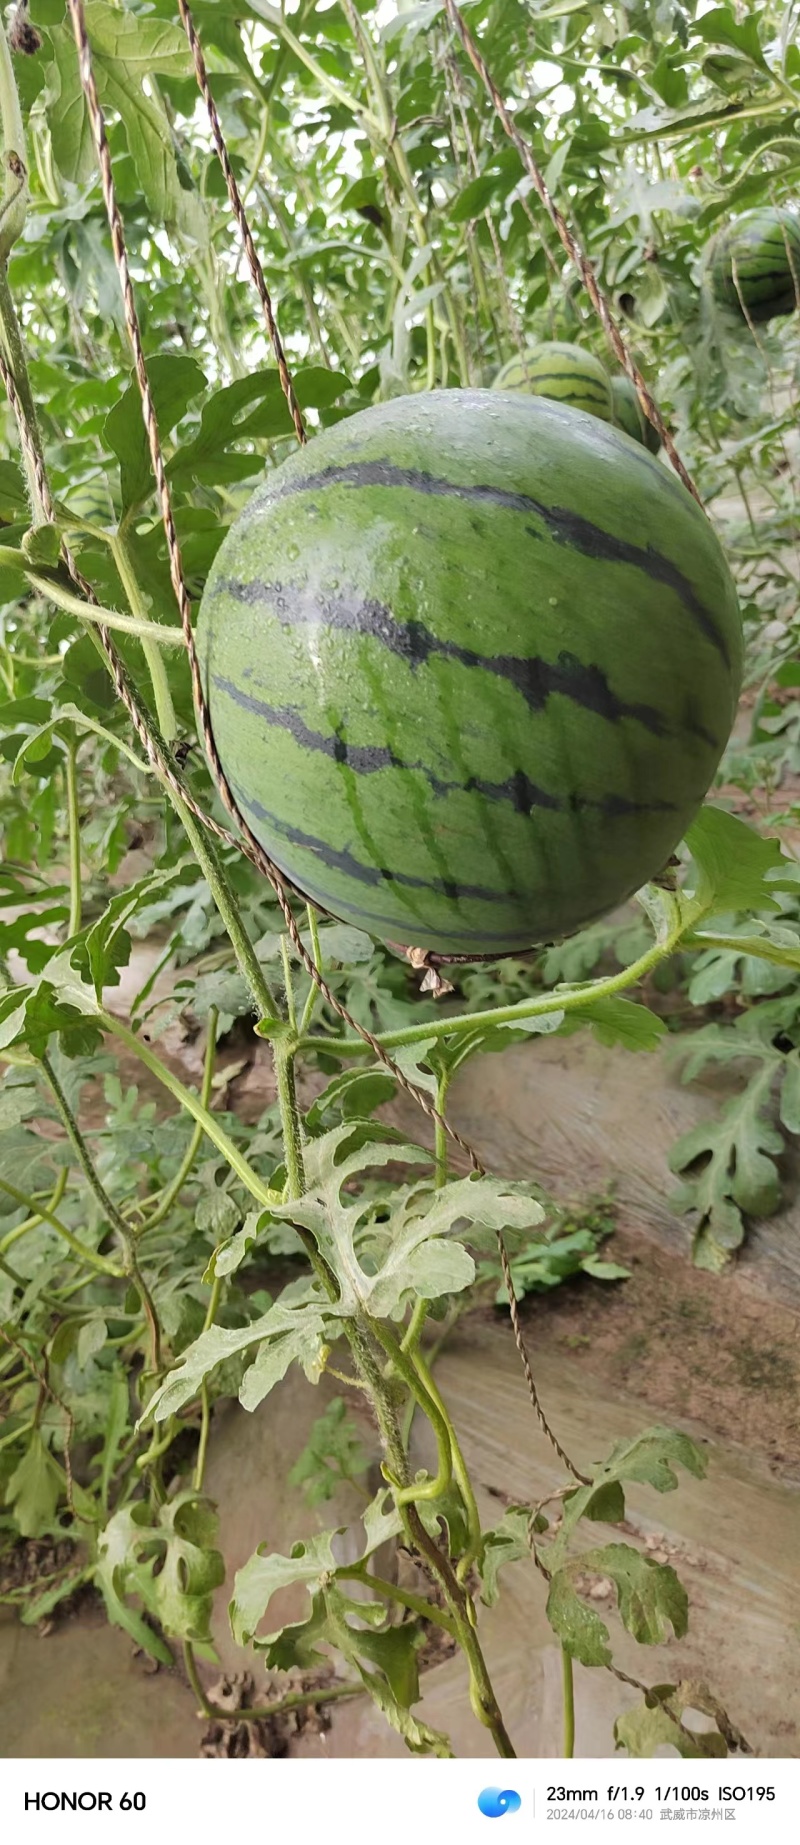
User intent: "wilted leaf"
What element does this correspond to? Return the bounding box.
[614,1680,734,1757]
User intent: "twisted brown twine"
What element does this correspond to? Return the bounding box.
[175,0,307,448]
[0,347,251,856]
[442,0,702,507]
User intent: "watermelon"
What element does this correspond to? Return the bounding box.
[493,342,614,422]
[611,375,662,455]
[197,390,742,958]
[708,208,800,322]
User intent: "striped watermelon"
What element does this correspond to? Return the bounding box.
[708,208,800,322]
[611,376,662,455]
[493,342,614,422]
[197,390,742,957]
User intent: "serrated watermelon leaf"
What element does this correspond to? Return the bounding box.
[669,1062,784,1268]
[256,1123,544,1318]
[560,994,666,1051]
[479,1506,532,1606]
[145,1295,327,1422]
[685,807,796,919]
[45,8,206,238]
[550,1543,688,1664]
[547,1571,613,1666]
[542,1426,707,1573]
[614,1681,733,1758]
[4,1430,63,1538]
[169,367,350,487]
[96,1492,224,1650]
[105,356,207,514]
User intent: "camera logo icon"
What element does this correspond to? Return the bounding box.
[477,1788,522,1818]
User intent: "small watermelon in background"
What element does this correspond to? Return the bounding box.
[707,208,800,322]
[197,389,742,958]
[493,341,614,423]
[611,375,662,455]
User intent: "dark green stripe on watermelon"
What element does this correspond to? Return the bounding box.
[197,389,742,956]
[708,208,800,322]
[493,342,614,422]
[238,462,731,664]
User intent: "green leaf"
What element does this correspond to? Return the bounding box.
[288,1398,371,1507]
[45,7,205,237]
[305,1066,398,1131]
[685,808,795,920]
[97,1492,224,1649]
[669,1063,784,1269]
[540,1425,706,1579]
[615,1681,731,1758]
[257,1124,544,1319]
[693,8,767,71]
[230,1490,450,1755]
[95,1370,130,1512]
[560,995,666,1052]
[169,367,349,487]
[548,1543,688,1666]
[480,1505,532,1606]
[195,1189,242,1239]
[238,1319,326,1412]
[0,458,29,519]
[21,524,61,568]
[230,1483,402,1649]
[779,1052,800,1134]
[146,1295,328,1421]
[546,1571,612,1666]
[5,1430,63,1538]
[105,356,206,514]
[44,24,97,188]
[588,1426,707,1497]
[76,1316,108,1369]
[230,1526,339,1648]
[0,1123,60,1214]
[58,636,118,715]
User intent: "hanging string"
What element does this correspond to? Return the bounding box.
[442,0,703,507]
[64,0,450,1131]
[175,0,307,447]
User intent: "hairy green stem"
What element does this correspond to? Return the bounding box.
[413,1343,482,1583]
[300,907,690,1058]
[0,1166,67,1252]
[172,800,279,1020]
[139,1010,218,1235]
[0,1175,122,1275]
[0,266,42,517]
[39,1053,162,1370]
[0,20,38,502]
[562,1645,576,1757]
[182,1636,362,1723]
[275,1042,305,1198]
[339,1564,457,1638]
[97,1009,281,1208]
[194,1273,223,1493]
[298,904,324,1037]
[64,741,82,938]
[24,571,188,647]
[112,531,179,743]
[369,1319,453,1505]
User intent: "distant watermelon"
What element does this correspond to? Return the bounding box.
[197,390,742,958]
[493,342,614,422]
[708,208,800,322]
[611,376,662,455]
